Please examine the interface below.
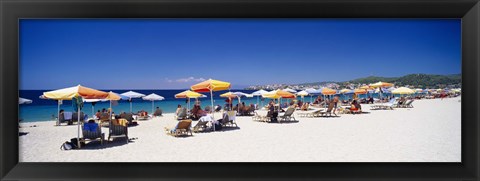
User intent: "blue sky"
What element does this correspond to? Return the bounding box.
[20,19,461,90]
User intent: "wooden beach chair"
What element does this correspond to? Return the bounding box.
[193,120,210,133]
[165,119,193,137]
[317,103,336,117]
[252,112,267,122]
[108,119,129,143]
[223,111,238,127]
[279,107,296,122]
[82,123,105,145]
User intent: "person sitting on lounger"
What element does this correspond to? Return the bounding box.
[214,105,222,112]
[350,99,362,113]
[191,105,204,120]
[175,105,182,116]
[83,119,99,132]
[154,107,162,117]
[398,96,406,105]
[95,110,101,119]
[367,96,374,104]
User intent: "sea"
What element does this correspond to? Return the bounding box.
[19,89,396,122]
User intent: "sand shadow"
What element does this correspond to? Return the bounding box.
[79,138,133,150]
[216,126,241,132]
[19,132,29,136]
[270,120,300,124]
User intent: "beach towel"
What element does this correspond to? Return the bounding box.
[83,123,98,132]
[112,118,128,127]
[64,112,73,120]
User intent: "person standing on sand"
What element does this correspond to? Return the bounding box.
[333,96,339,115]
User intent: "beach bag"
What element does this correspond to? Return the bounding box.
[70,138,85,148]
[60,141,75,150]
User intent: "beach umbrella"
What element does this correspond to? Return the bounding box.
[370,82,393,100]
[339,89,352,94]
[369,81,394,88]
[319,87,336,107]
[175,90,205,112]
[360,85,373,90]
[83,91,127,117]
[354,88,368,95]
[43,85,108,148]
[220,92,252,112]
[19,97,32,104]
[392,87,415,95]
[339,89,353,101]
[120,91,146,113]
[262,89,296,108]
[191,79,231,131]
[252,89,269,109]
[262,89,296,99]
[142,93,165,115]
[305,88,320,103]
[233,92,253,106]
[296,90,309,102]
[320,87,336,95]
[39,95,63,122]
[282,88,297,93]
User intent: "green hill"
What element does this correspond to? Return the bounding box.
[344,73,461,88]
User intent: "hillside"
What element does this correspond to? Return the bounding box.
[343,73,461,88]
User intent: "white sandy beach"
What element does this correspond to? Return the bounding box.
[19,97,461,162]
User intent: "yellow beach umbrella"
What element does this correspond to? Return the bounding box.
[43,85,109,100]
[370,81,394,88]
[175,90,205,112]
[321,88,337,95]
[392,87,415,94]
[43,85,108,148]
[262,89,296,109]
[191,79,231,131]
[175,90,204,99]
[340,89,352,94]
[359,85,373,90]
[262,89,296,99]
[354,89,368,94]
[220,92,238,98]
[191,79,231,92]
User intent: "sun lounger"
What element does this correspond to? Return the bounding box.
[279,107,296,122]
[371,99,397,110]
[297,108,321,117]
[252,112,268,122]
[225,111,238,127]
[165,119,193,137]
[397,100,414,108]
[316,103,336,117]
[82,122,104,145]
[193,120,210,132]
[108,119,129,143]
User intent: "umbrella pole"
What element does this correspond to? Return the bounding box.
[77,106,81,148]
[210,89,215,131]
[152,101,154,116]
[92,104,94,119]
[130,100,132,113]
[57,101,60,126]
[257,96,259,110]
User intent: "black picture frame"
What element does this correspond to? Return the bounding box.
[1,0,479,180]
